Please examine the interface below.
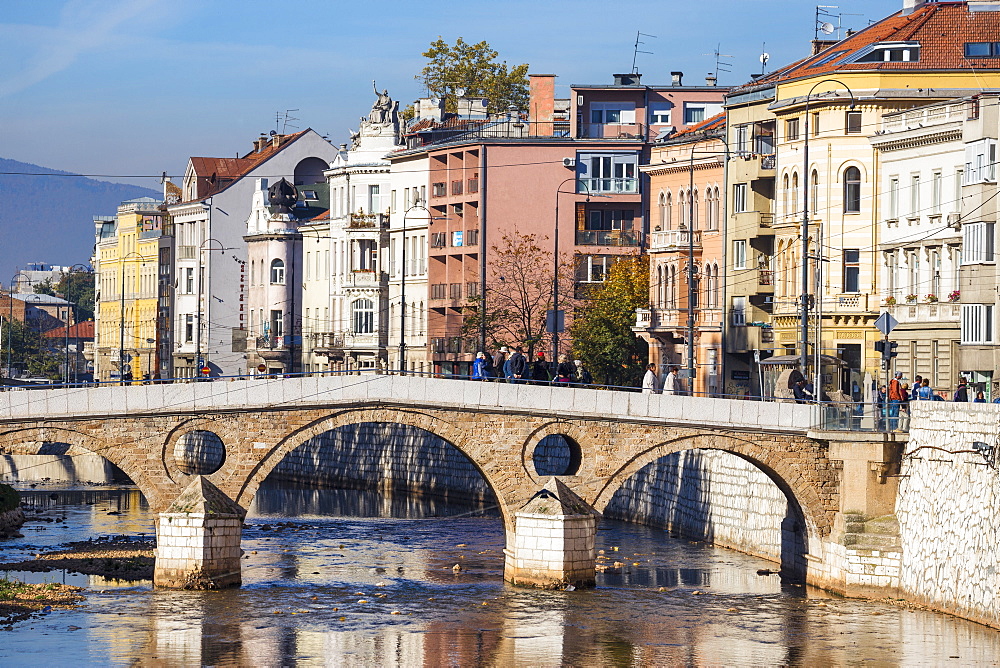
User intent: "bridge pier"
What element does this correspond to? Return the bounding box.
[153,476,245,590]
[504,478,600,589]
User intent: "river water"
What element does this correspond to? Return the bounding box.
[2,482,1000,666]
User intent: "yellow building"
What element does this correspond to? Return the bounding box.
[94,197,171,382]
[726,0,1000,396]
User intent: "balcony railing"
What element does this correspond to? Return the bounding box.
[575,229,643,247]
[177,246,197,260]
[887,302,961,324]
[577,177,638,194]
[760,154,776,170]
[649,229,702,252]
[310,332,345,351]
[348,213,387,229]
[758,269,774,286]
[578,123,646,139]
[256,335,298,350]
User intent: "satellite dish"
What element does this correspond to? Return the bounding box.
[820,22,835,35]
[455,87,467,97]
[760,53,770,65]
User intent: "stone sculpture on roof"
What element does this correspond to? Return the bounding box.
[359,80,401,145]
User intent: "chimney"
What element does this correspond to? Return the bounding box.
[705,74,717,86]
[671,71,684,87]
[613,72,642,86]
[457,97,489,119]
[529,74,556,136]
[969,0,1000,11]
[902,0,926,14]
[811,39,839,55]
[417,97,445,122]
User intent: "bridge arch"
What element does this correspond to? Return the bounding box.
[234,407,519,528]
[0,426,167,509]
[591,431,836,570]
[520,421,594,480]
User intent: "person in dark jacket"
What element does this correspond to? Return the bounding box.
[493,347,508,381]
[507,346,527,383]
[530,352,551,384]
[555,354,575,384]
[954,377,969,402]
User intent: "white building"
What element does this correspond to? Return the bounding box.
[871,98,966,393]
[167,130,338,378]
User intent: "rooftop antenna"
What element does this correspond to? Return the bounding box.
[631,31,656,74]
[703,43,733,80]
[276,109,300,135]
[815,5,839,39]
[759,42,770,76]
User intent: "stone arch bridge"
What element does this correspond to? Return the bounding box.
[0,374,900,592]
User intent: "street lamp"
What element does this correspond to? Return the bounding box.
[195,236,229,378]
[552,178,609,367]
[800,79,855,387]
[399,202,436,373]
[5,273,18,379]
[119,252,154,385]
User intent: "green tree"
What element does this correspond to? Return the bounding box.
[415,37,529,116]
[0,318,62,379]
[570,255,650,388]
[461,231,573,357]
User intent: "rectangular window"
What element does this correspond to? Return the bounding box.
[964,42,1000,58]
[584,209,635,231]
[683,104,706,125]
[843,249,860,293]
[961,304,995,344]
[731,296,747,326]
[786,117,800,141]
[811,111,820,137]
[576,255,615,283]
[932,171,942,213]
[735,125,750,155]
[270,310,284,337]
[734,183,748,213]
[184,314,194,343]
[390,190,397,214]
[578,152,638,193]
[648,103,672,124]
[733,240,747,270]
[962,221,996,264]
[846,111,862,134]
[910,175,920,217]
[964,139,997,184]
[184,267,194,294]
[888,178,899,219]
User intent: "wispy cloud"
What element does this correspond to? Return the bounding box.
[0,0,160,98]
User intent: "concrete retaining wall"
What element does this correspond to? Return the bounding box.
[0,453,129,484]
[603,449,789,562]
[895,402,1000,628]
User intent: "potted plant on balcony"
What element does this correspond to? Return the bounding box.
[925,293,938,303]
[905,293,917,304]
[883,296,897,306]
[948,290,961,302]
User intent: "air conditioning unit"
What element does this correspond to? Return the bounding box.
[562,157,576,168]
[947,212,962,229]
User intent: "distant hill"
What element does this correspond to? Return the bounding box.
[0,158,161,281]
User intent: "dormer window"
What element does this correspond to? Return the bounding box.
[965,42,1000,58]
[301,190,318,200]
[848,42,920,63]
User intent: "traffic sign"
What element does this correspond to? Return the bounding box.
[201,366,211,376]
[874,311,898,336]
[257,364,266,373]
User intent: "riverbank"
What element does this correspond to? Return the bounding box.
[0,579,85,623]
[0,537,154,581]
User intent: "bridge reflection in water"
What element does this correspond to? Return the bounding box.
[6,483,997,666]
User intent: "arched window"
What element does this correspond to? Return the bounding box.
[665,192,673,229]
[678,191,688,228]
[692,189,699,230]
[844,166,861,213]
[791,172,799,216]
[352,298,374,334]
[669,265,677,307]
[782,174,790,217]
[810,170,819,215]
[658,192,667,229]
[712,263,720,307]
[270,259,285,284]
[656,265,664,307]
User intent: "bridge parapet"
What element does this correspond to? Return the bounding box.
[0,374,815,434]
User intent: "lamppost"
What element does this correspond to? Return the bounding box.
[5,273,18,379]
[552,178,607,367]
[62,264,91,384]
[800,79,855,386]
[119,252,154,385]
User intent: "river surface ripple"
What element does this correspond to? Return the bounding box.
[1,483,999,666]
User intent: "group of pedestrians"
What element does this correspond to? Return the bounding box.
[881,373,991,431]
[641,364,682,395]
[470,346,593,385]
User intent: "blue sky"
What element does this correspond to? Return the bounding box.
[0,0,902,189]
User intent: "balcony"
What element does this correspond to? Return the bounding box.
[311,332,345,357]
[346,269,384,287]
[758,269,774,286]
[887,302,960,324]
[649,230,701,252]
[177,246,197,260]
[256,335,294,361]
[732,210,774,236]
[760,154,776,171]
[575,229,642,247]
[348,213,387,229]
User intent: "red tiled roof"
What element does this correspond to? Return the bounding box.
[672,112,725,137]
[185,130,310,201]
[736,2,1000,90]
[44,321,94,339]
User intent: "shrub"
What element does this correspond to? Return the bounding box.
[0,484,19,513]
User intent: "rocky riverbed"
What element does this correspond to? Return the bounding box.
[0,537,154,581]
